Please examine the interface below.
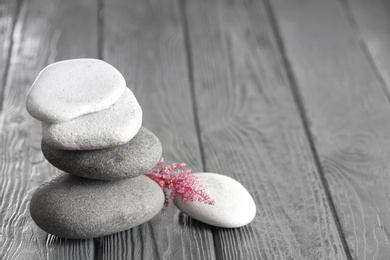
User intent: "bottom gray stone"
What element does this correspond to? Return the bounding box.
[30,173,164,239]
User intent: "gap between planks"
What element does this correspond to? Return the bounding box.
[178,0,207,177]
[97,0,104,60]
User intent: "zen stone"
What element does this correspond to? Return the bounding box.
[26,59,126,123]
[42,88,142,150]
[41,127,162,180]
[174,173,256,228]
[30,173,164,239]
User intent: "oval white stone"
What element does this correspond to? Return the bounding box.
[42,87,142,150]
[173,173,256,228]
[26,59,126,123]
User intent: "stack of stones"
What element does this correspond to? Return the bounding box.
[26,59,164,239]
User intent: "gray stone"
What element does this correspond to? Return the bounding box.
[26,59,126,123]
[173,173,256,228]
[42,88,142,150]
[30,173,164,239]
[41,127,162,180]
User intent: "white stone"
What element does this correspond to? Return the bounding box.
[173,173,256,228]
[26,59,126,123]
[42,87,142,150]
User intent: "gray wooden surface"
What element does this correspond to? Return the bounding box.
[0,0,389,259]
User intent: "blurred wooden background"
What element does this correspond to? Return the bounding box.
[1,0,390,259]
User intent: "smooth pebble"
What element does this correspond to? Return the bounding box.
[26,59,126,123]
[41,127,162,180]
[174,173,256,228]
[30,173,164,239]
[42,88,142,150]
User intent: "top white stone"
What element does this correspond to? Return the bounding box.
[174,173,256,228]
[26,59,126,123]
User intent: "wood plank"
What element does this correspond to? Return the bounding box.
[0,0,98,259]
[99,0,216,259]
[184,0,347,259]
[342,0,390,103]
[0,0,19,103]
[271,0,390,258]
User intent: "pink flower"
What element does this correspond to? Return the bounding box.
[144,158,215,207]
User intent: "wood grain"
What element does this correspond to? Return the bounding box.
[271,0,390,258]
[0,0,98,259]
[98,0,216,259]
[184,0,347,259]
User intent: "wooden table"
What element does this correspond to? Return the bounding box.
[1,0,389,259]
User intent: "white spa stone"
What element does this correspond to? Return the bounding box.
[174,173,256,228]
[42,87,142,150]
[26,59,126,123]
